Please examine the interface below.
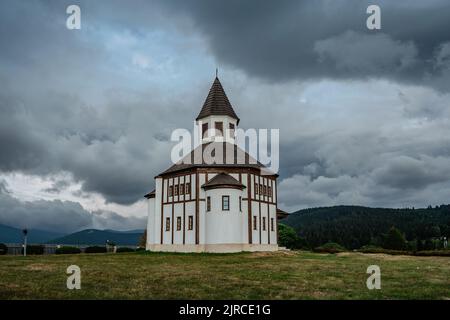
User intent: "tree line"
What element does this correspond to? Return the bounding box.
[280,205,450,250]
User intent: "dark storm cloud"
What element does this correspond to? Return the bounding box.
[91,210,146,231]
[0,180,146,232]
[159,0,450,88]
[220,78,450,211]
[0,181,91,233]
[0,88,180,204]
[373,156,450,190]
[0,0,199,204]
[1,0,450,217]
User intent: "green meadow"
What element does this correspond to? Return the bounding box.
[0,251,449,299]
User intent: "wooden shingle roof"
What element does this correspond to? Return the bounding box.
[158,142,275,176]
[202,173,245,190]
[144,190,155,199]
[196,77,240,123]
[276,208,289,220]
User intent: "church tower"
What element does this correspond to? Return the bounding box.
[196,77,239,144]
[144,76,282,253]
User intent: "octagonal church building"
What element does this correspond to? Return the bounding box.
[145,76,287,252]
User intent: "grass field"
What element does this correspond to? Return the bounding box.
[0,251,449,299]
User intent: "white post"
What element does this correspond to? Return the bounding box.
[23,232,27,257]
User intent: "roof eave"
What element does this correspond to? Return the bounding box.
[202,184,246,191]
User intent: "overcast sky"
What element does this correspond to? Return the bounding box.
[1,0,450,233]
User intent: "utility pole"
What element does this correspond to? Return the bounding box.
[23,229,28,257]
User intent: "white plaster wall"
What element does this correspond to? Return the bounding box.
[190,174,195,196]
[199,173,206,199]
[197,115,238,144]
[269,204,277,244]
[260,202,269,245]
[147,178,162,247]
[250,174,255,198]
[148,170,278,251]
[199,200,206,244]
[251,201,260,244]
[162,203,172,244]
[204,188,245,244]
[185,201,196,244]
[240,198,250,244]
[146,198,155,247]
[173,203,183,244]
[241,173,248,188]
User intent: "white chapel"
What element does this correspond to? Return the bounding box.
[145,77,287,252]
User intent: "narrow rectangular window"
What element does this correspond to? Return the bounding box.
[180,184,184,195]
[271,218,274,231]
[207,196,211,212]
[263,185,267,196]
[222,195,229,211]
[255,183,258,194]
[188,216,193,230]
[177,217,181,231]
[186,183,191,194]
[239,196,242,212]
[215,122,223,136]
[174,184,178,196]
[202,123,209,138]
[165,217,170,231]
[229,123,235,137]
[253,216,257,230]
[268,186,272,198]
[259,185,263,195]
[169,186,173,197]
[263,217,266,231]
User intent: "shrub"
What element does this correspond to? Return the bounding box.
[383,227,407,250]
[423,239,435,250]
[358,246,406,255]
[21,245,44,255]
[415,250,450,257]
[358,246,450,256]
[359,245,383,253]
[139,230,147,247]
[314,242,346,254]
[84,246,107,253]
[116,247,135,253]
[0,243,7,255]
[278,224,307,249]
[407,239,418,252]
[55,246,81,255]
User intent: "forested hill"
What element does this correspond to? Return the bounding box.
[283,205,450,249]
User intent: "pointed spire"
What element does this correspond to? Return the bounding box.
[196,77,240,124]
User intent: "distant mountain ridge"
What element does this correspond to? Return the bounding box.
[0,224,64,243]
[47,229,145,245]
[0,224,145,245]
